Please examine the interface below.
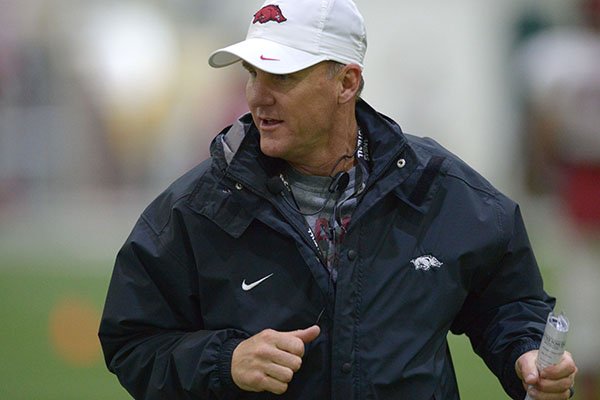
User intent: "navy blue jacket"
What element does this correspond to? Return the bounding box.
[99,100,554,399]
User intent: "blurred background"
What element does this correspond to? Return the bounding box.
[1,0,598,398]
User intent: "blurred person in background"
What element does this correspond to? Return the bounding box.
[100,0,577,398]
[517,0,600,399]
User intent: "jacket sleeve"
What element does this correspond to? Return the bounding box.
[99,215,249,400]
[450,203,555,400]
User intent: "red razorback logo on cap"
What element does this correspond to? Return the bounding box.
[253,5,287,24]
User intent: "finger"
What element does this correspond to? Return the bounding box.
[540,352,577,380]
[276,325,320,357]
[270,348,303,372]
[275,334,306,357]
[535,375,573,394]
[232,358,289,394]
[249,328,302,359]
[516,350,539,386]
[264,362,295,384]
[255,374,289,395]
[249,336,303,371]
[291,325,321,344]
[231,330,306,394]
[526,386,572,400]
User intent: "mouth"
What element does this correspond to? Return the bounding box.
[259,117,283,130]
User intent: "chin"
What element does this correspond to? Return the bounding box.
[259,139,285,159]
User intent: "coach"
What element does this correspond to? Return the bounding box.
[99,0,577,398]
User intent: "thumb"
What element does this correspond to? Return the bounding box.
[291,325,321,344]
[516,351,539,385]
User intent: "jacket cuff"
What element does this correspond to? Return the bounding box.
[502,337,541,400]
[218,337,246,392]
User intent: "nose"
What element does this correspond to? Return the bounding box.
[246,72,276,108]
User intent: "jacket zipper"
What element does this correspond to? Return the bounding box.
[278,173,328,267]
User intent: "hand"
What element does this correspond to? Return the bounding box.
[515,350,577,399]
[231,325,321,394]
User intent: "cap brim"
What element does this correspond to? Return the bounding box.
[208,38,327,74]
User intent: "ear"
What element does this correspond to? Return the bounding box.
[338,64,362,104]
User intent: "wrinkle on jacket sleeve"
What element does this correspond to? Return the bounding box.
[450,202,555,400]
[99,216,248,400]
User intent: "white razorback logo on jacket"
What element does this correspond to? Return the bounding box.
[410,255,443,271]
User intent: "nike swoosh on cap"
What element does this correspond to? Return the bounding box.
[242,273,274,291]
[260,55,280,61]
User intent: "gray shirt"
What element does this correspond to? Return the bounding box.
[285,164,367,281]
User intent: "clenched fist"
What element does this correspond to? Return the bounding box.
[231,325,321,394]
[516,350,577,399]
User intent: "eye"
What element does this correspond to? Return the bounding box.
[274,74,290,81]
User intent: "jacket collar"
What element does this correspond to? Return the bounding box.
[213,100,408,179]
[207,99,443,215]
[354,99,408,179]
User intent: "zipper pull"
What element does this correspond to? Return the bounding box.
[279,173,292,192]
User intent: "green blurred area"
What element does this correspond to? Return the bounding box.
[0,262,130,400]
[1,258,552,399]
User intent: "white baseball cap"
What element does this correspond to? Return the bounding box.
[208,0,367,74]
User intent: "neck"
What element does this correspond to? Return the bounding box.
[290,117,359,177]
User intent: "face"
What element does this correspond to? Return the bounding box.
[243,61,341,165]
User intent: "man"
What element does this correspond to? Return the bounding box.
[99,0,577,399]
